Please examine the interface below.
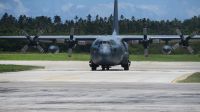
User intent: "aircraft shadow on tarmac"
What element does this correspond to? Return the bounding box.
[95,69,124,71]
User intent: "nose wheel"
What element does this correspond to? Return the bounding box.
[102,66,110,71]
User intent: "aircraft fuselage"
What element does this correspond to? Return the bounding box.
[90,36,130,70]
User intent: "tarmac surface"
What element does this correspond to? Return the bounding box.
[0,82,200,112]
[0,61,200,83]
[0,61,200,112]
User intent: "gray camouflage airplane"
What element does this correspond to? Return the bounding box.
[0,0,200,70]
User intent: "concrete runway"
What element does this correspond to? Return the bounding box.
[0,61,200,83]
[0,82,200,112]
[0,61,200,112]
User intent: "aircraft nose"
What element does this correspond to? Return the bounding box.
[96,45,112,65]
[99,45,111,56]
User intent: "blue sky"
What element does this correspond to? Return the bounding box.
[0,0,200,20]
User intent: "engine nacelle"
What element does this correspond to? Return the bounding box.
[162,45,172,55]
[48,45,59,54]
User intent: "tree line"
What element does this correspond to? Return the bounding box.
[0,13,200,54]
[0,13,200,36]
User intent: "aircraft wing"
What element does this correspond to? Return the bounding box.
[0,35,99,43]
[121,35,200,41]
[0,36,25,39]
[1,35,200,43]
[0,35,97,39]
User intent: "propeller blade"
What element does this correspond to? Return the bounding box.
[78,41,87,45]
[66,27,77,57]
[70,28,75,35]
[70,28,75,40]
[176,28,185,40]
[33,30,43,41]
[39,40,53,43]
[188,31,197,39]
[187,46,194,54]
[143,28,148,40]
[68,48,72,57]
[21,45,29,53]
[153,39,160,44]
[172,43,180,50]
[36,30,44,37]
[36,45,44,53]
[21,30,32,41]
[143,28,147,35]
[21,30,29,37]
[33,36,39,42]
[144,48,149,57]
[176,29,182,36]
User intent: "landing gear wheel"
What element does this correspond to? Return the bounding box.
[106,67,110,70]
[102,66,106,71]
[89,60,98,71]
[92,67,97,71]
[122,60,131,71]
[124,66,129,71]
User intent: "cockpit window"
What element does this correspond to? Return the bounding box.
[96,40,117,45]
[110,40,116,45]
[100,41,110,44]
[94,40,100,46]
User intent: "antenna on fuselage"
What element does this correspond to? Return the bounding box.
[112,0,119,35]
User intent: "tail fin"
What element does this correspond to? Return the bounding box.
[112,0,119,35]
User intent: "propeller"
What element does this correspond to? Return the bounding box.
[162,40,173,55]
[48,39,60,54]
[172,29,197,54]
[139,28,152,57]
[48,45,59,54]
[21,30,44,53]
[65,28,77,57]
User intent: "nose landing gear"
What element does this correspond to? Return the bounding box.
[102,66,110,71]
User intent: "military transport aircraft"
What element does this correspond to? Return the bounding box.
[0,0,200,70]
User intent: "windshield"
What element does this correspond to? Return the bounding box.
[94,39,117,46]
[110,40,117,45]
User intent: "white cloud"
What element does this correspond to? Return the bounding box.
[0,3,6,10]
[61,3,86,13]
[138,5,161,14]
[0,0,29,17]
[120,3,165,16]
[89,3,113,17]
[60,3,87,19]
[13,0,29,15]
[76,5,85,9]
[119,3,136,12]
[88,2,165,19]
[61,3,74,13]
[186,8,200,18]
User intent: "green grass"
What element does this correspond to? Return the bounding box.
[0,64,44,73]
[0,53,89,61]
[0,53,200,61]
[131,54,200,61]
[178,72,200,83]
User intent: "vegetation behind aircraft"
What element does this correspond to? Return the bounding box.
[0,13,200,53]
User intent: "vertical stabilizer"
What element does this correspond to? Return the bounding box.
[112,0,119,35]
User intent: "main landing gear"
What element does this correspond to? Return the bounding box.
[121,60,131,71]
[101,66,110,71]
[89,60,98,71]
[89,60,110,71]
[90,60,131,71]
